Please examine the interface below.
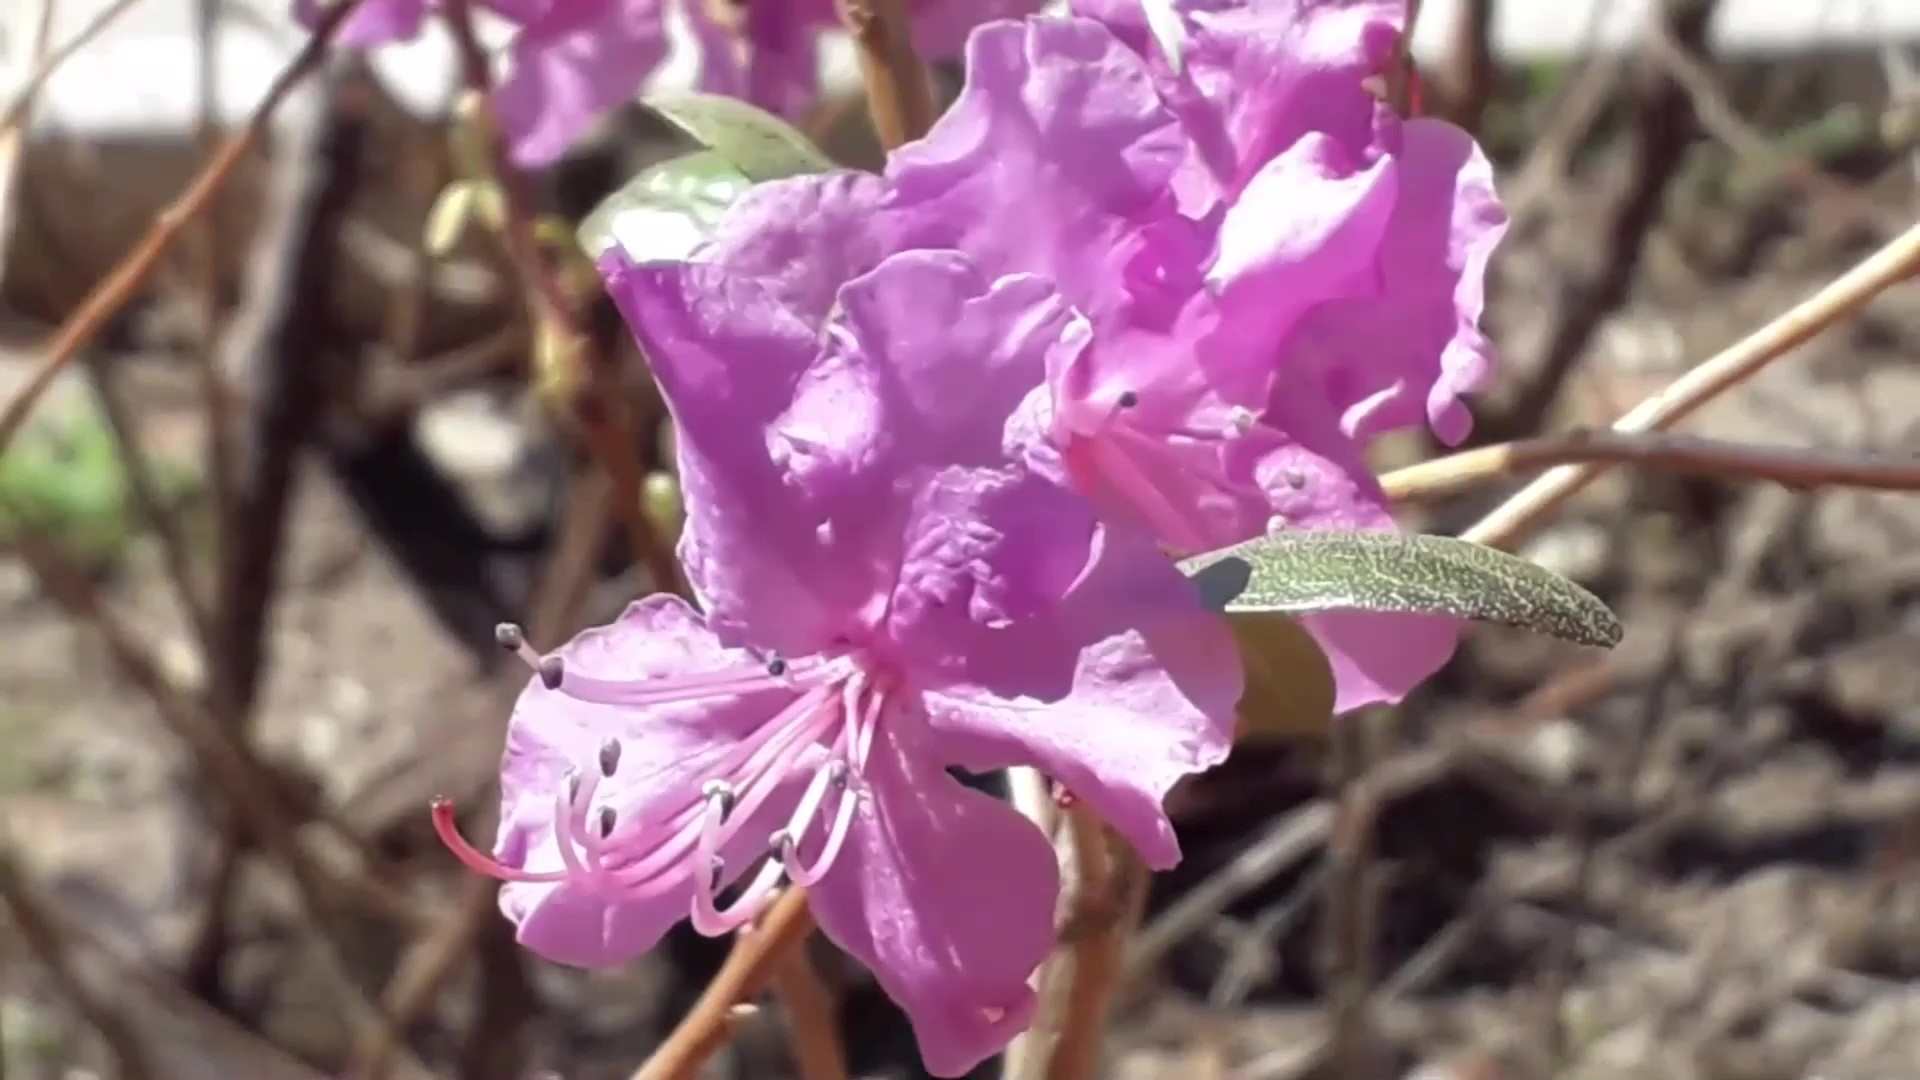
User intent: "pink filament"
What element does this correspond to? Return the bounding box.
[437,653,889,929]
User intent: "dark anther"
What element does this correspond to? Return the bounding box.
[1116,390,1140,408]
[538,655,564,690]
[767,828,793,859]
[598,806,616,838]
[598,738,622,777]
[702,779,736,819]
[827,761,850,789]
[765,655,788,677]
[494,623,526,651]
[1284,468,1307,490]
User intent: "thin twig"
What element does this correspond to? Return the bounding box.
[632,888,819,1080]
[192,0,240,567]
[0,844,153,1080]
[354,460,618,1078]
[209,62,367,725]
[1643,17,1900,236]
[1,520,433,1079]
[1038,810,1146,1080]
[1483,0,1719,444]
[437,0,680,593]
[773,945,849,1080]
[1464,217,1920,549]
[82,354,213,645]
[0,0,145,132]
[838,0,936,149]
[0,0,364,455]
[1383,431,1920,503]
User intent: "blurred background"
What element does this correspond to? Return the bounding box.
[2,1,1920,1078]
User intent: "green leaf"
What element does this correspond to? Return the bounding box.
[1180,531,1624,649]
[1230,612,1337,743]
[576,149,755,262]
[645,93,834,181]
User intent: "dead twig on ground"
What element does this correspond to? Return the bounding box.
[2,519,432,1079]
[0,844,153,1080]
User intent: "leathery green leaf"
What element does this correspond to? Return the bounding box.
[1181,530,1623,649]
[645,93,834,180]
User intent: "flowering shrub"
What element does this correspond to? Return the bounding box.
[424,0,1526,1074]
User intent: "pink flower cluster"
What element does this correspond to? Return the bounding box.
[300,0,1040,164]
[429,1,1506,1074]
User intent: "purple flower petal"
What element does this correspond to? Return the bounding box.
[494,596,808,966]
[602,257,861,654]
[1284,118,1507,445]
[922,522,1241,868]
[701,171,898,325]
[887,17,1189,325]
[807,724,1058,1078]
[493,0,668,167]
[1082,0,1402,201]
[294,0,428,45]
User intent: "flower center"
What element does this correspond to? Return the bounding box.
[433,624,898,935]
[1054,386,1260,554]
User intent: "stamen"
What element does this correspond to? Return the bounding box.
[701,779,736,820]
[430,796,566,883]
[549,658,833,708]
[598,738,622,777]
[551,780,591,878]
[538,655,564,690]
[495,622,549,675]
[1226,406,1256,435]
[782,784,859,888]
[765,655,788,677]
[1116,390,1140,409]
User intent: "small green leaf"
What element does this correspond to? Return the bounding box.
[576,150,755,262]
[1180,531,1623,649]
[1230,612,1337,743]
[645,93,833,181]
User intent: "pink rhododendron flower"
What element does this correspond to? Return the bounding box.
[296,0,1041,165]
[437,250,1241,1075]
[687,6,1505,710]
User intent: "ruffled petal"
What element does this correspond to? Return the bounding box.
[1296,608,1460,715]
[493,596,807,965]
[808,724,1058,1078]
[602,258,861,653]
[887,17,1189,326]
[1283,118,1506,445]
[815,252,1085,469]
[492,0,668,166]
[700,171,899,326]
[607,252,1088,654]
[921,523,1241,868]
[1092,0,1401,200]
